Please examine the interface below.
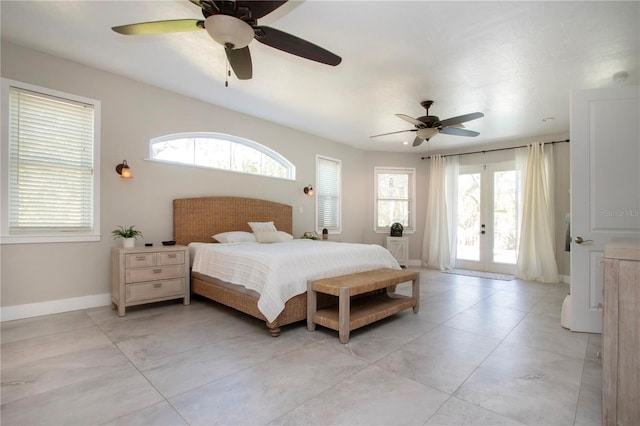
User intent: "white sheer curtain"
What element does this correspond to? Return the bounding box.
[515,143,559,282]
[422,155,459,270]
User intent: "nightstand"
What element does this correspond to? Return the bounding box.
[111,245,190,316]
[386,236,409,267]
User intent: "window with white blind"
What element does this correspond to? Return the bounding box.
[374,167,416,233]
[1,78,101,244]
[315,155,341,234]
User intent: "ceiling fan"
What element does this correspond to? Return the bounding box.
[370,100,484,146]
[111,0,341,80]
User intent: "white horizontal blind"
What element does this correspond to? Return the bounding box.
[8,87,95,233]
[316,155,341,232]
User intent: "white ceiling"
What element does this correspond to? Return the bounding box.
[2,1,639,153]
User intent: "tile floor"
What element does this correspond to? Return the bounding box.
[1,268,602,425]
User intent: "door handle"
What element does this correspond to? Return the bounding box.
[574,236,594,244]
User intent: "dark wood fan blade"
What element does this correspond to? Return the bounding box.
[370,129,416,138]
[237,1,288,19]
[226,46,253,80]
[412,136,424,147]
[396,114,425,127]
[439,127,480,137]
[253,26,341,66]
[112,19,203,35]
[438,112,484,128]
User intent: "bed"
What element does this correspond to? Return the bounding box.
[173,196,401,336]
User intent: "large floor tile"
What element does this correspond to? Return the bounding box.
[413,293,479,324]
[425,396,526,425]
[443,303,527,339]
[142,326,328,398]
[1,345,131,405]
[455,342,584,425]
[170,341,368,425]
[329,311,437,363]
[375,325,501,394]
[104,401,188,426]
[574,358,603,425]
[271,364,450,425]
[0,310,96,344]
[1,325,113,369]
[0,365,163,426]
[504,311,589,359]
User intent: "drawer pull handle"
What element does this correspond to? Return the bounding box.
[136,256,146,261]
[153,269,162,274]
[168,254,177,259]
[153,283,162,288]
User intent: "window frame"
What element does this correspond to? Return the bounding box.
[148,132,296,180]
[1,78,101,244]
[315,154,342,234]
[374,166,416,234]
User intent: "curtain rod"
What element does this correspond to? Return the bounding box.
[420,139,570,160]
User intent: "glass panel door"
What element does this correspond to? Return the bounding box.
[456,162,517,273]
[457,169,482,262]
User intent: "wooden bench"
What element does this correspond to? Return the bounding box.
[307,268,420,343]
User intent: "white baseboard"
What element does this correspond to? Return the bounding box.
[1,293,111,322]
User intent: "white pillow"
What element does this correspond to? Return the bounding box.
[255,230,294,243]
[248,221,277,233]
[212,231,257,244]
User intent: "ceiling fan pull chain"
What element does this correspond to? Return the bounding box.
[225,57,230,87]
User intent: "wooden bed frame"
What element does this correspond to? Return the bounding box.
[173,196,320,337]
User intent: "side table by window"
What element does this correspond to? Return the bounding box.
[386,236,409,267]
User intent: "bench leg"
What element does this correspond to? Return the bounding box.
[338,287,350,343]
[307,280,317,332]
[412,274,420,313]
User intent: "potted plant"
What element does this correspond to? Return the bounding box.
[112,225,143,248]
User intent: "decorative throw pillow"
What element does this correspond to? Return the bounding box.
[248,221,277,233]
[254,230,294,243]
[212,231,257,243]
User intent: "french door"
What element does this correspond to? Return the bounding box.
[455,162,518,274]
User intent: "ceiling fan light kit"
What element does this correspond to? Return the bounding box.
[205,15,254,49]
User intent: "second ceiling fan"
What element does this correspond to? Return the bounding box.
[371,100,484,146]
[112,0,342,80]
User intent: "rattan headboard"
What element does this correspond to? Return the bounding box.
[173,196,293,246]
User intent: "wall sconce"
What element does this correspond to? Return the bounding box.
[303,184,314,196]
[115,160,132,179]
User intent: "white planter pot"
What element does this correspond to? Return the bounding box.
[123,238,135,248]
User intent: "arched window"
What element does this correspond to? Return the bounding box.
[149,132,295,180]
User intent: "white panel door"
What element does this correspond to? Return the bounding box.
[570,86,640,333]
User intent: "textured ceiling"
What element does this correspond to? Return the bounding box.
[1,1,639,154]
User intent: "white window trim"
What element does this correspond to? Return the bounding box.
[0,78,101,244]
[374,166,416,234]
[147,132,296,180]
[315,154,342,234]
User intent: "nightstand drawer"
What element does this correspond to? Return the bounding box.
[126,265,184,283]
[126,253,155,268]
[126,279,185,303]
[157,251,184,265]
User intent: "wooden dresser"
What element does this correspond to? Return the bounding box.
[603,238,640,426]
[111,245,190,316]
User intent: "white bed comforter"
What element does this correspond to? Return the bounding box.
[191,240,401,322]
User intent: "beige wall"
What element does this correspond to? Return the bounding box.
[1,41,571,315]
